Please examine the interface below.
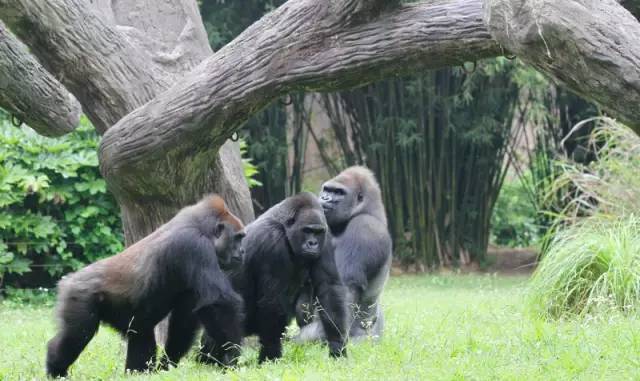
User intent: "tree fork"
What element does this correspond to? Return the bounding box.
[0,21,80,136]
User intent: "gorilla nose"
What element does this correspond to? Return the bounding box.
[308,239,318,248]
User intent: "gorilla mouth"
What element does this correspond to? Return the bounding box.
[301,249,321,258]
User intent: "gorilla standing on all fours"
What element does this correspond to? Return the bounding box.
[46,195,246,377]
[198,192,349,364]
[296,166,392,342]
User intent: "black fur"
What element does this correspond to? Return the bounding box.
[198,193,348,364]
[45,195,245,377]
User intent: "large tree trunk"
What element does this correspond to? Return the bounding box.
[0,0,253,243]
[1,0,640,245]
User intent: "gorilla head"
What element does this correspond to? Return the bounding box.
[284,194,327,261]
[319,166,386,229]
[209,197,246,270]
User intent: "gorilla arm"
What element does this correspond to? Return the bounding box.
[338,214,392,337]
[309,243,349,357]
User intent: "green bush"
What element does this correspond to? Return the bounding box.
[527,215,640,318]
[0,115,123,287]
[490,177,540,248]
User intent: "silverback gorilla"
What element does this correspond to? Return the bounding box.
[46,195,245,377]
[198,192,348,364]
[296,166,392,342]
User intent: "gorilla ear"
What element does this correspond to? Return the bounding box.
[357,192,364,202]
[285,217,296,227]
[215,222,225,238]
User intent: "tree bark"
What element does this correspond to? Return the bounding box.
[485,0,640,133]
[98,0,499,192]
[0,0,253,243]
[0,21,80,136]
[2,0,640,242]
[618,0,640,19]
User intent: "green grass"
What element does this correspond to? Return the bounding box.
[528,215,640,318]
[2,275,640,380]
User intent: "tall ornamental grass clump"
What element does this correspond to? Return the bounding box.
[528,118,640,318]
[528,216,640,318]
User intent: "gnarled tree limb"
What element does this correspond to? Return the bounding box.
[485,0,640,133]
[99,0,499,191]
[618,0,640,19]
[0,0,254,238]
[0,0,171,133]
[0,21,80,136]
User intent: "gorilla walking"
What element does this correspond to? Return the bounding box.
[296,166,392,342]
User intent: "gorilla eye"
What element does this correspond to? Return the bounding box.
[303,226,325,235]
[215,223,225,238]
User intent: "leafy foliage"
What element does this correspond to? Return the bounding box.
[491,177,540,248]
[239,139,263,188]
[0,115,123,286]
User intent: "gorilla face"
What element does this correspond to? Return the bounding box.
[214,221,246,270]
[285,207,327,261]
[319,179,361,226]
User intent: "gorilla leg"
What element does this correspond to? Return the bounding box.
[46,293,99,378]
[125,329,157,373]
[349,300,383,341]
[370,308,384,339]
[196,302,243,367]
[159,306,199,369]
[257,307,288,362]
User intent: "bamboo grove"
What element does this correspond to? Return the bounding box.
[201,2,597,269]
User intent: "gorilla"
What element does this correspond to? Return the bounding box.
[46,195,245,377]
[198,192,348,364]
[296,166,392,342]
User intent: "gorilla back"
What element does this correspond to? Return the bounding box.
[297,166,392,342]
[46,195,245,377]
[199,192,348,364]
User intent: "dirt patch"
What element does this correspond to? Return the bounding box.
[485,245,538,274]
[391,245,538,276]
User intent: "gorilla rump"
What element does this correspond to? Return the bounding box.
[199,192,348,364]
[46,195,245,377]
[296,166,392,342]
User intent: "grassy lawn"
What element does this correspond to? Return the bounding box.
[2,274,640,380]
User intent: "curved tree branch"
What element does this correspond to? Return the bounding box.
[99,0,499,190]
[0,0,171,133]
[0,21,80,136]
[0,0,254,236]
[618,0,640,19]
[485,0,640,133]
